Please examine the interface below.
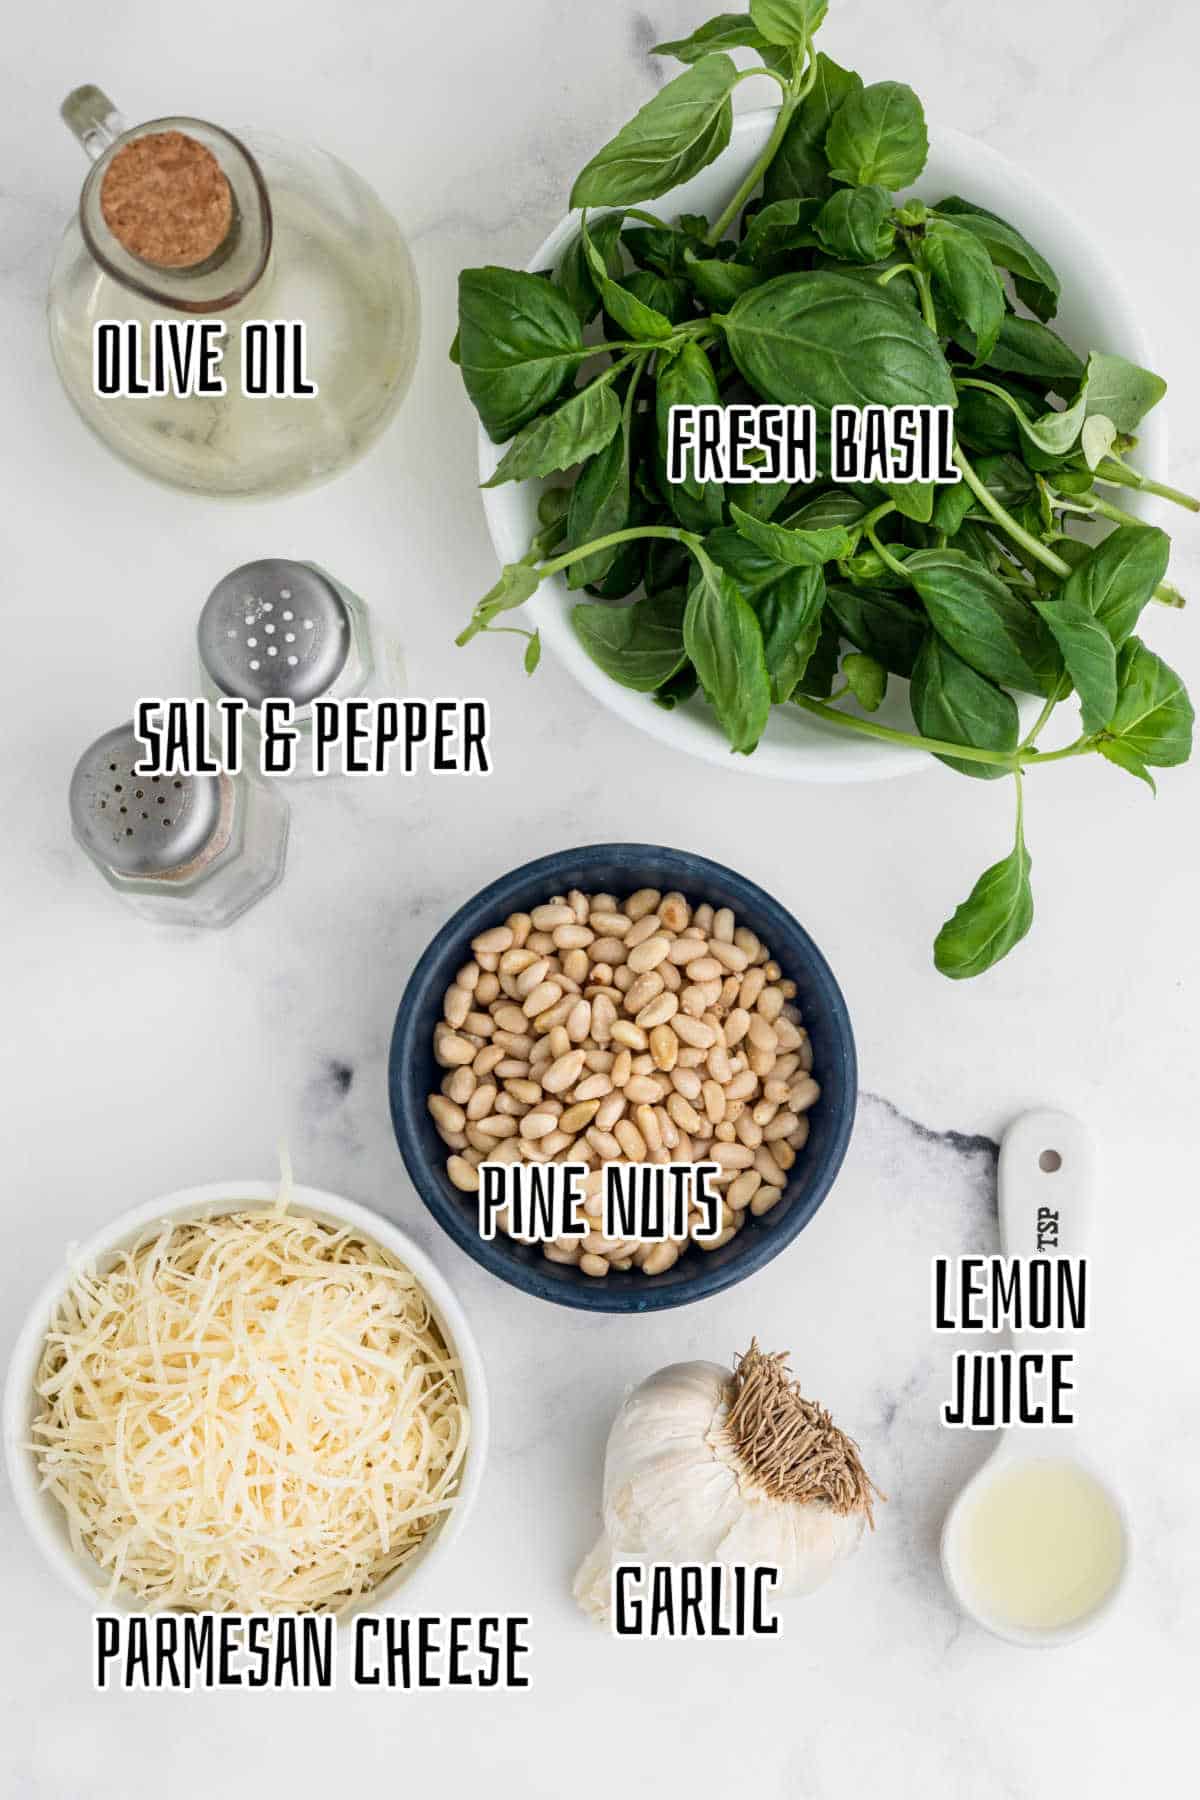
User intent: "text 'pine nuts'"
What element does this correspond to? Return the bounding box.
[429,888,816,1277]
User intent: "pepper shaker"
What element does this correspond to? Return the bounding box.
[69,724,288,926]
[197,558,404,771]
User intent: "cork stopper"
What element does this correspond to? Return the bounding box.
[99,129,233,268]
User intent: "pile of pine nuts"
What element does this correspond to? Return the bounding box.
[427,887,819,1278]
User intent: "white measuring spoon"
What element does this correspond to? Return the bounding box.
[939,1109,1131,1646]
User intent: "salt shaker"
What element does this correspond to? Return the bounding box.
[69,724,288,926]
[197,559,404,770]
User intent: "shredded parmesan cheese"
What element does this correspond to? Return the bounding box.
[31,1206,470,1613]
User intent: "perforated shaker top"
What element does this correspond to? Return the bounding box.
[198,559,350,706]
[70,725,221,876]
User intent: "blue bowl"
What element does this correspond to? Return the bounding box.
[388,845,856,1313]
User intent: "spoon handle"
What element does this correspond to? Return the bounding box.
[998,1109,1094,1264]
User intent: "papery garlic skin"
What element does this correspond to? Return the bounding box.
[574,1361,865,1624]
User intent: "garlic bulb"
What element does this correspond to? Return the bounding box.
[575,1343,880,1623]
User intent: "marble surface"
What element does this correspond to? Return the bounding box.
[1,2,1198,1795]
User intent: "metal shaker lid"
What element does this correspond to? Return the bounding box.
[69,724,221,876]
[198,559,350,706]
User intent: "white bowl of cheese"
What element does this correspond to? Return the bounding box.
[3,1181,489,1619]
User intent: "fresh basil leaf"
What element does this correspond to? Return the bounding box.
[826,583,926,675]
[730,500,851,566]
[1096,738,1156,792]
[910,633,1019,779]
[683,249,765,307]
[814,185,896,264]
[736,197,822,266]
[750,565,826,701]
[733,478,793,521]
[654,664,701,710]
[653,12,771,62]
[934,814,1033,977]
[843,651,887,710]
[523,631,542,674]
[905,548,1060,696]
[566,425,629,588]
[622,225,688,276]
[1081,352,1166,435]
[458,267,585,443]
[751,0,826,45]
[707,527,791,594]
[448,329,461,366]
[957,315,1083,390]
[571,54,740,208]
[764,54,863,203]
[1031,598,1116,732]
[557,213,625,323]
[825,81,929,189]
[457,561,541,644]
[572,588,689,690]
[657,340,725,526]
[683,552,773,752]
[934,198,1060,321]
[721,271,956,416]
[931,478,973,536]
[582,220,677,340]
[1105,638,1194,767]
[622,269,693,323]
[483,379,621,486]
[787,490,873,536]
[921,217,1005,361]
[795,612,842,696]
[886,479,935,523]
[1081,414,1117,471]
[1060,524,1170,646]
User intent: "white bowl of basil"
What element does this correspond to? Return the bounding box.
[474,101,1165,784]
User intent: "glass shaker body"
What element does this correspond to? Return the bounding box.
[197,559,405,775]
[70,725,289,926]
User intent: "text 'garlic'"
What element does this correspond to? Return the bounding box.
[574,1343,882,1624]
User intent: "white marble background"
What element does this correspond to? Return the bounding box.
[1,2,1198,1795]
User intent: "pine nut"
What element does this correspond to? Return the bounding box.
[624,971,664,1014]
[586,1126,622,1159]
[624,889,661,920]
[447,1155,479,1192]
[471,926,514,955]
[559,1099,600,1134]
[790,1077,821,1112]
[641,1242,679,1275]
[428,1095,466,1134]
[589,911,631,937]
[580,1253,609,1278]
[543,1049,586,1094]
[671,1066,702,1100]
[750,1186,783,1217]
[726,1170,762,1211]
[574,1072,613,1102]
[595,1092,626,1130]
[531,904,574,930]
[611,1020,648,1051]
[667,936,712,965]
[614,1119,647,1161]
[660,894,689,931]
[667,1092,703,1134]
[673,1015,716,1049]
[757,985,785,1023]
[636,991,678,1029]
[446,1067,476,1105]
[627,935,670,974]
[650,1024,679,1071]
[435,1029,476,1068]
